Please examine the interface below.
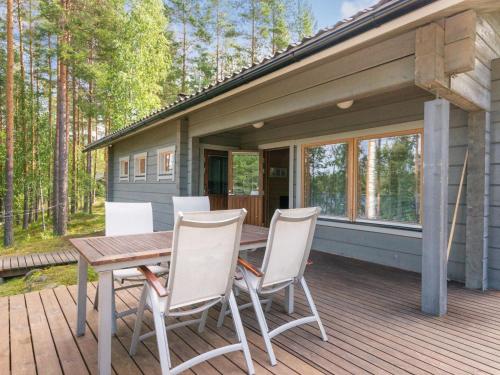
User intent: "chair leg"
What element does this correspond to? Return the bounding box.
[300,277,328,342]
[217,299,228,328]
[229,291,255,375]
[152,302,171,373]
[130,285,148,355]
[249,288,276,366]
[265,296,273,312]
[111,286,117,334]
[198,308,209,333]
[93,283,99,310]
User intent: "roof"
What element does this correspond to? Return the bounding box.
[85,0,434,152]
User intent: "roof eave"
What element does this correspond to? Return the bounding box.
[84,0,435,152]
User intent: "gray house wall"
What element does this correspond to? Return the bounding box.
[109,121,178,231]
[489,59,500,288]
[103,26,499,287]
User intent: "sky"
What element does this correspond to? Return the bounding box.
[309,0,379,30]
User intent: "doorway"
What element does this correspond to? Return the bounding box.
[264,148,290,226]
[204,149,228,210]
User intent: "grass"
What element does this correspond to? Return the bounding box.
[0,264,98,297]
[0,200,104,297]
[2,200,105,256]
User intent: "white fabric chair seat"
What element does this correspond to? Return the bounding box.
[114,265,169,283]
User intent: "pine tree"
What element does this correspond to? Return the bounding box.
[5,0,15,246]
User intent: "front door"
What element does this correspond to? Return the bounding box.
[264,148,290,226]
[204,149,228,210]
[227,150,264,226]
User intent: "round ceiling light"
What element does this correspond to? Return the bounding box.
[337,99,354,109]
[252,121,265,129]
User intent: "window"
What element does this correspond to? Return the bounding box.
[303,129,423,226]
[119,157,129,181]
[134,152,147,181]
[357,133,422,224]
[157,146,175,181]
[231,152,260,195]
[303,141,349,218]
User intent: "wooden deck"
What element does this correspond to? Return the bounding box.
[0,249,79,278]
[2,251,500,374]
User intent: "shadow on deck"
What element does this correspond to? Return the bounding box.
[2,250,500,374]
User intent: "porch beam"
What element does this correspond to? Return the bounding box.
[465,111,490,290]
[422,98,450,316]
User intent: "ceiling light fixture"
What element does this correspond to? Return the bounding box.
[252,121,265,129]
[337,99,354,109]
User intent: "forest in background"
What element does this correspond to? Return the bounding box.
[0,0,316,247]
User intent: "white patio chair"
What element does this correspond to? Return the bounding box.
[94,202,169,332]
[129,209,255,375]
[218,207,328,366]
[172,196,210,218]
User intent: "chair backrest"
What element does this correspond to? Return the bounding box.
[172,196,210,220]
[165,209,246,310]
[259,207,320,289]
[105,202,154,236]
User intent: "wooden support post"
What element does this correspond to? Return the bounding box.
[466,111,490,290]
[422,99,450,316]
[188,136,200,196]
[176,118,189,196]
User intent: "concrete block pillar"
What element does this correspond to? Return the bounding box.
[466,111,490,290]
[422,99,450,316]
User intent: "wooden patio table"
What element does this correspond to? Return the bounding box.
[70,224,294,375]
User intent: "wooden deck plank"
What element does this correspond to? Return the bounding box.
[24,255,34,269]
[5,251,500,375]
[303,270,500,372]
[39,288,89,375]
[0,297,10,375]
[24,292,63,375]
[63,284,144,375]
[54,286,117,375]
[9,294,36,375]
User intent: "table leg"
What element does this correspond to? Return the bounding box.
[76,255,88,336]
[98,271,113,375]
[284,283,294,314]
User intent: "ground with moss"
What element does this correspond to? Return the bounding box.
[0,201,104,296]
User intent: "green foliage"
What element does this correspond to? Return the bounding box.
[305,143,348,217]
[0,264,98,297]
[232,153,260,195]
[3,199,104,256]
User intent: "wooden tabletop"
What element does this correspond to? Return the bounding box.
[70,224,269,267]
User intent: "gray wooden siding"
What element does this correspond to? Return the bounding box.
[305,103,468,281]
[488,58,500,288]
[110,122,178,231]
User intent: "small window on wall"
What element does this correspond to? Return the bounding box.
[157,146,175,181]
[119,157,129,181]
[134,152,147,181]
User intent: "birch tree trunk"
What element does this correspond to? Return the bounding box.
[4,0,15,246]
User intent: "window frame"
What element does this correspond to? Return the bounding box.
[157,146,175,181]
[302,128,424,226]
[133,152,148,182]
[119,156,130,182]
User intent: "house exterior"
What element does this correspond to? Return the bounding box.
[86,0,500,316]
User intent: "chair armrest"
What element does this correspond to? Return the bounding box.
[238,257,263,277]
[137,266,168,297]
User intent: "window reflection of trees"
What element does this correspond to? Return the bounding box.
[358,135,421,224]
[305,143,348,217]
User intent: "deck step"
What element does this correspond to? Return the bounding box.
[0,250,79,278]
